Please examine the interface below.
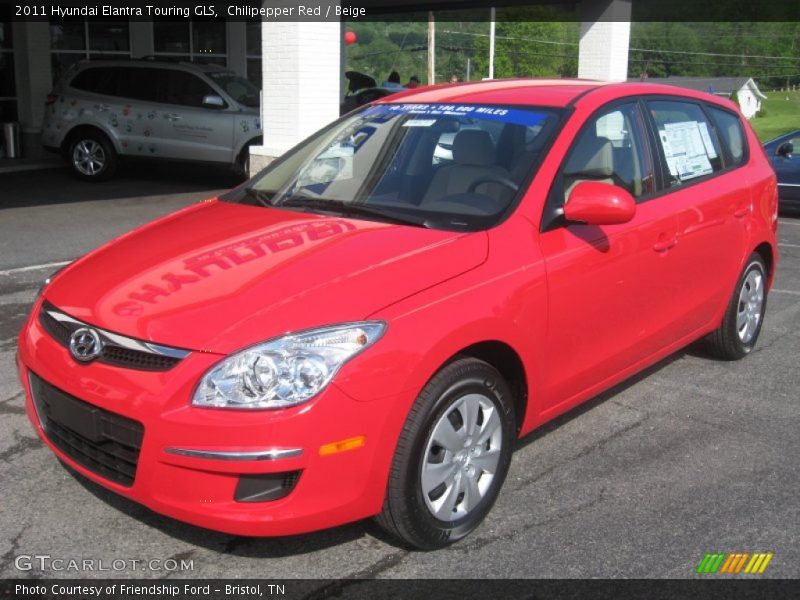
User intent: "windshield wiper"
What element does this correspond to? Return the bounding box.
[280,196,431,228]
[243,187,276,207]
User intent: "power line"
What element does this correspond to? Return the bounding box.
[441,28,800,62]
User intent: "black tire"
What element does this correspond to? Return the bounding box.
[704,253,768,360]
[233,145,251,180]
[67,130,117,181]
[376,357,516,550]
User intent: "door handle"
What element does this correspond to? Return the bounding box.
[167,114,182,121]
[734,205,750,218]
[653,236,678,252]
[96,104,110,112]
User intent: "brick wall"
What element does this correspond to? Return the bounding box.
[250,21,341,169]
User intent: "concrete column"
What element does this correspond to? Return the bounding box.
[249,21,341,173]
[129,21,153,58]
[578,0,631,82]
[12,21,50,158]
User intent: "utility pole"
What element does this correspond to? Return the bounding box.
[489,7,496,80]
[427,12,435,85]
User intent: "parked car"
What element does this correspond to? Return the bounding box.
[19,80,778,550]
[340,70,404,115]
[763,129,800,210]
[340,86,400,115]
[42,59,263,181]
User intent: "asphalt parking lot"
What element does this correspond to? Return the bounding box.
[1,167,798,582]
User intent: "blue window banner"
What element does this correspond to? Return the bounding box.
[362,103,550,128]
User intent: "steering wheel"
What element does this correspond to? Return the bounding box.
[467,174,519,194]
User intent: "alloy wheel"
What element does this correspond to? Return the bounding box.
[72,140,106,177]
[736,268,764,344]
[421,392,503,522]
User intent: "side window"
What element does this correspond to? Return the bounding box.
[648,100,723,187]
[156,70,217,107]
[707,106,748,166]
[70,68,117,96]
[561,102,655,203]
[116,68,158,103]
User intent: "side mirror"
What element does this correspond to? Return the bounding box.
[563,181,636,226]
[777,141,793,158]
[202,95,226,109]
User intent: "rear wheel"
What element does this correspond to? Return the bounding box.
[705,253,768,360]
[376,357,515,549]
[68,131,117,181]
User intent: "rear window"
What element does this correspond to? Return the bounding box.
[707,106,747,167]
[648,100,724,187]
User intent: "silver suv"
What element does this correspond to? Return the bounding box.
[42,60,262,181]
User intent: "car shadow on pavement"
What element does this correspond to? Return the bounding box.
[0,163,242,210]
[57,348,692,558]
[514,349,687,453]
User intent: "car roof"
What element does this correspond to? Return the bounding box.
[375,78,743,110]
[73,59,230,74]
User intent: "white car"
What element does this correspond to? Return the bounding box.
[42,60,262,181]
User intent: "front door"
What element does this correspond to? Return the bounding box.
[771,134,800,203]
[153,68,235,164]
[539,101,680,415]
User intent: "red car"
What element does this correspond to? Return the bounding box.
[17,80,778,549]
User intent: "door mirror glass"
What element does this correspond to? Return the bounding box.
[777,141,793,158]
[563,181,636,226]
[202,94,226,109]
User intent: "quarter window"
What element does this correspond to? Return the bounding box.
[647,100,723,187]
[561,103,655,203]
[707,106,747,166]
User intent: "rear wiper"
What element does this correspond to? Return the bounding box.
[281,196,431,228]
[243,187,276,207]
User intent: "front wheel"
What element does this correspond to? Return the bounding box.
[704,253,768,360]
[68,132,117,181]
[376,357,516,549]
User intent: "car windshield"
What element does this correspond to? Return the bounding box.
[206,72,260,107]
[227,103,562,231]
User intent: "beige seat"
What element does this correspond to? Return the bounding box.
[562,135,616,201]
[423,130,511,204]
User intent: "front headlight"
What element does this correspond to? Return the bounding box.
[192,322,386,409]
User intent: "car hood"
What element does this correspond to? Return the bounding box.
[45,201,488,353]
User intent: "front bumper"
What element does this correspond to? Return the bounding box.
[17,303,403,537]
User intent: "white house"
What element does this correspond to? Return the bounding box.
[646,76,767,119]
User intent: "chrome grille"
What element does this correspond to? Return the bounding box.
[38,301,189,372]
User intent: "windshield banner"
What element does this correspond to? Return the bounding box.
[363,103,550,127]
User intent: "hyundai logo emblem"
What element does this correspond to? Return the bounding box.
[69,327,103,362]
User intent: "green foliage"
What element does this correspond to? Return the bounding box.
[748,91,800,142]
[629,22,800,88]
[730,90,741,109]
[345,7,579,84]
[345,18,800,89]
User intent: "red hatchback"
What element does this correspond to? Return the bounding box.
[17,80,778,549]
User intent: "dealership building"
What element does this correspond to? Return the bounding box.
[0,0,632,164]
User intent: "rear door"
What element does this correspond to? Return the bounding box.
[644,99,749,334]
[152,68,235,164]
[539,100,680,411]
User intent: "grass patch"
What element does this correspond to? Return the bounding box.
[749,91,800,143]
